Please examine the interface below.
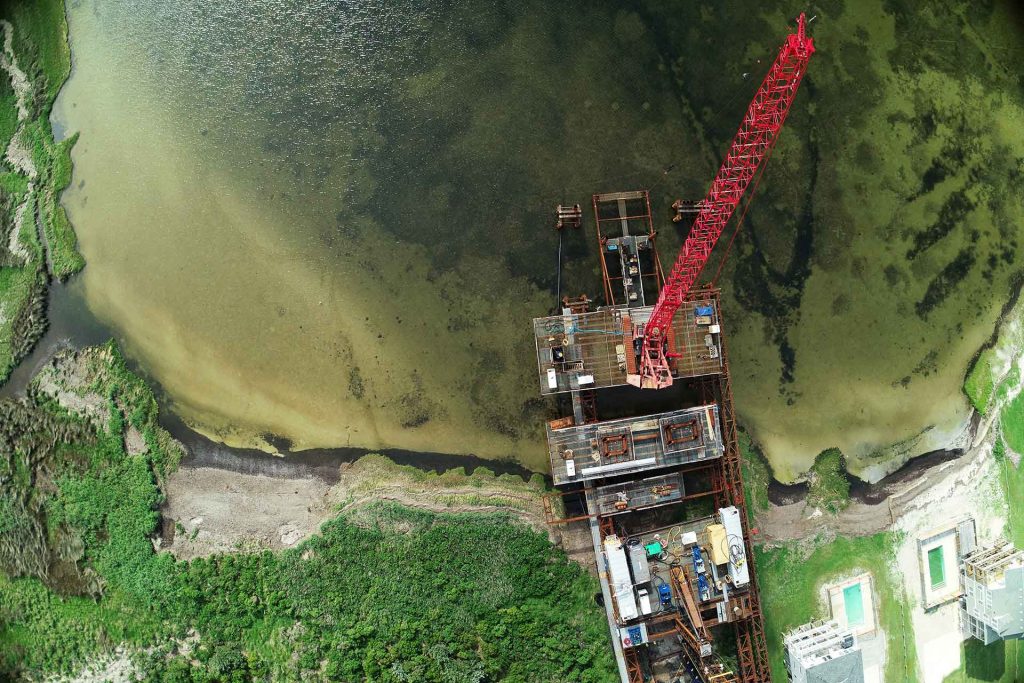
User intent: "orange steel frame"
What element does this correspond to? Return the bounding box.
[541,460,722,525]
[538,280,768,678]
[697,289,771,683]
[605,289,771,683]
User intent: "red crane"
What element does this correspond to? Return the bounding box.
[628,14,815,390]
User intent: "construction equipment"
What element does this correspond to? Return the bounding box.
[627,14,815,389]
[670,565,713,656]
[555,203,583,230]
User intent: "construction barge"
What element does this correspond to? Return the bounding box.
[538,193,769,683]
[532,15,815,683]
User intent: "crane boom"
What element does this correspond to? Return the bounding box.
[628,14,815,390]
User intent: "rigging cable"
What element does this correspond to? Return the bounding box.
[555,229,563,308]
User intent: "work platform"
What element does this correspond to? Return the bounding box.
[546,405,722,486]
[533,298,723,395]
[593,190,663,308]
[605,513,755,626]
[593,472,688,517]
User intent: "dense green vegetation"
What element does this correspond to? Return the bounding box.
[964,349,996,414]
[756,533,917,683]
[4,0,71,106]
[21,115,82,279]
[4,504,615,681]
[0,79,16,155]
[739,431,770,524]
[0,187,46,380]
[0,0,83,382]
[0,344,613,681]
[805,448,851,514]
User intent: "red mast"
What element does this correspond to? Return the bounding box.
[629,14,815,389]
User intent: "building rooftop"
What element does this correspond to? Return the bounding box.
[784,620,864,683]
[963,542,1024,586]
[961,541,1024,645]
[532,299,723,395]
[546,404,723,486]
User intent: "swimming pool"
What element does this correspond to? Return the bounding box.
[843,583,866,626]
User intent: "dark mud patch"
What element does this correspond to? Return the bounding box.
[160,409,537,484]
[767,478,809,505]
[848,447,964,505]
[761,443,967,507]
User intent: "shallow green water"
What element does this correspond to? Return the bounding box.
[54,0,1024,477]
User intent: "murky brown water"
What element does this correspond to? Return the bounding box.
[52,0,1024,479]
[54,0,565,467]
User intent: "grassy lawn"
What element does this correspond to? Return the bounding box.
[943,639,1024,683]
[940,420,1024,683]
[756,533,917,683]
[995,437,1024,548]
[1001,391,1024,459]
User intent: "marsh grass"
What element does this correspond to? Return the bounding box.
[0,0,83,385]
[740,431,771,522]
[806,448,851,514]
[965,349,996,413]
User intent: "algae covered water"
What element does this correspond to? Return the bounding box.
[54,0,1024,478]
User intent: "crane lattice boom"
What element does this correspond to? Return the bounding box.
[629,13,815,390]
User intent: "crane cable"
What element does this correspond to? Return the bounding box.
[708,16,813,288]
[555,229,563,308]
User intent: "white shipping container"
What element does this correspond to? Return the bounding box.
[604,536,638,621]
[719,506,750,587]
